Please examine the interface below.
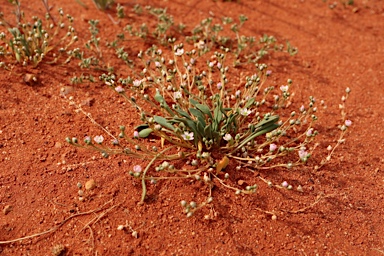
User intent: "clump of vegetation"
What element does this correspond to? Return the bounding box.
[0,0,78,68]
[66,5,351,217]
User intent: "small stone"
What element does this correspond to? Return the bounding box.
[3,205,12,215]
[85,179,96,190]
[77,182,82,188]
[297,185,304,192]
[78,190,84,196]
[237,180,245,186]
[51,244,66,256]
[271,215,277,221]
[78,197,84,202]
[24,73,38,85]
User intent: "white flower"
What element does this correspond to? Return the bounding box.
[269,143,277,152]
[235,90,241,97]
[133,165,142,173]
[239,108,252,116]
[298,149,309,160]
[115,86,124,93]
[174,91,182,100]
[133,79,142,87]
[223,134,232,141]
[280,85,289,92]
[175,48,184,56]
[94,135,104,144]
[181,131,194,141]
[345,120,352,127]
[306,128,313,137]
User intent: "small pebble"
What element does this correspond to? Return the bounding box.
[77,182,82,188]
[297,185,304,192]
[85,179,96,190]
[78,190,84,196]
[271,215,277,221]
[3,205,12,215]
[23,73,38,85]
[237,180,245,186]
[78,197,84,202]
[51,244,66,256]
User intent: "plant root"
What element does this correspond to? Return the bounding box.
[0,199,117,245]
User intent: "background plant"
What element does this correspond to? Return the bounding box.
[0,1,78,67]
[107,8,296,70]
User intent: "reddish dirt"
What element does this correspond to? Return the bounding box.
[1,0,384,255]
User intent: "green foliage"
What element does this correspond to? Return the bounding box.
[69,36,326,213]
[121,6,175,45]
[186,15,297,65]
[96,43,318,170]
[64,6,354,217]
[0,5,78,67]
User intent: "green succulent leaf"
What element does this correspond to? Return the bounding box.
[245,98,255,108]
[189,108,206,125]
[232,116,280,153]
[138,128,153,138]
[174,107,192,120]
[154,116,175,131]
[154,90,175,116]
[195,103,213,119]
[222,113,238,133]
[189,98,200,107]
[254,115,279,129]
[196,121,205,136]
[204,124,213,139]
[213,104,223,129]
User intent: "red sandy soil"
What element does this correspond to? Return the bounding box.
[0,0,383,255]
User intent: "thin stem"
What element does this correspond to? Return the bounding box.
[141,146,175,202]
